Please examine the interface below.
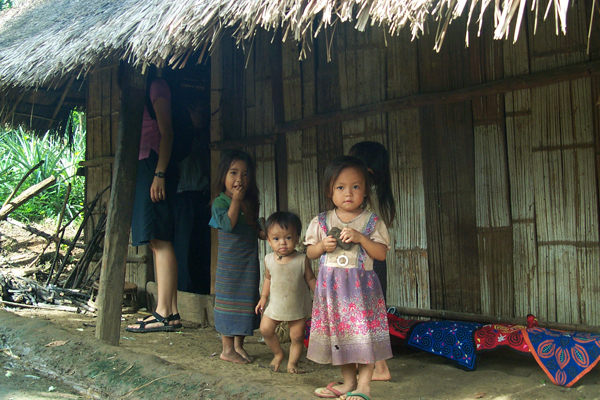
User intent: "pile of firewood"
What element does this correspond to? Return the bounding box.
[0,272,94,312]
[0,161,109,313]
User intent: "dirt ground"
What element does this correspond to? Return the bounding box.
[2,221,600,400]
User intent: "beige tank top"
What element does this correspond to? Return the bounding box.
[263,252,313,321]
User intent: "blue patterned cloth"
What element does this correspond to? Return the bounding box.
[523,328,600,387]
[407,320,484,370]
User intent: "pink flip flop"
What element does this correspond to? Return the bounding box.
[314,382,344,398]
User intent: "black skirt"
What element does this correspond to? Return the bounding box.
[130,150,177,246]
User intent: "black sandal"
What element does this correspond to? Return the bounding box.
[126,311,175,333]
[168,313,183,329]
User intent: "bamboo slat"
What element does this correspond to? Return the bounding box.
[315,32,343,212]
[385,30,429,309]
[530,75,599,324]
[503,28,538,320]
[469,20,514,319]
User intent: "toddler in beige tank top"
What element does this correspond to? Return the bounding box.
[255,212,316,374]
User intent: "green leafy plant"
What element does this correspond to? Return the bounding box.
[0,117,86,223]
[0,0,13,11]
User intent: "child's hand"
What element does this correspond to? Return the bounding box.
[321,236,338,253]
[231,186,245,201]
[255,297,267,314]
[340,227,363,244]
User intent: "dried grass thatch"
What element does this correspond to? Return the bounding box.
[0,0,577,90]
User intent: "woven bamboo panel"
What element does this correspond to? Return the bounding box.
[418,20,480,313]
[282,39,320,236]
[503,28,538,319]
[245,32,277,283]
[385,29,429,309]
[475,124,513,317]
[530,75,598,324]
[253,144,276,280]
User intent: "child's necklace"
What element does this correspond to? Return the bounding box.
[276,252,283,260]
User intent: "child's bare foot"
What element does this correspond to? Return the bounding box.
[287,362,305,374]
[270,353,285,372]
[372,360,391,381]
[235,347,254,363]
[220,349,248,364]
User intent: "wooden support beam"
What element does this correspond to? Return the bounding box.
[95,63,145,346]
[274,59,600,134]
[48,75,76,130]
[92,253,146,263]
[79,156,115,168]
[12,112,54,122]
[1,91,25,125]
[209,134,277,150]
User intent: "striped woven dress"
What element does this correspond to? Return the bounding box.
[209,192,260,336]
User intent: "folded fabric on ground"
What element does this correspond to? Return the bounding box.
[474,324,530,354]
[407,320,484,370]
[387,312,421,341]
[523,328,600,387]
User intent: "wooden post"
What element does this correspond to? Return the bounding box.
[95,63,145,345]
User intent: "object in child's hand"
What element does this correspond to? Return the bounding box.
[327,227,354,251]
[258,217,266,233]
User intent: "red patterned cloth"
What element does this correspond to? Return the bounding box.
[474,324,530,354]
[387,313,421,340]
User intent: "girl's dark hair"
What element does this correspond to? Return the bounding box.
[212,150,260,223]
[349,141,396,226]
[322,156,371,210]
[265,211,302,237]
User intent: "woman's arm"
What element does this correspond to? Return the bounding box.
[150,97,173,203]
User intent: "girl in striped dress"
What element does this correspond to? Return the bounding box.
[209,150,264,364]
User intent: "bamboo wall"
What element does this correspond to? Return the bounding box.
[211,0,600,325]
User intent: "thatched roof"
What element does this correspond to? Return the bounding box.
[0,0,574,91]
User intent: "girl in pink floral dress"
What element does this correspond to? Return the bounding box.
[305,156,392,400]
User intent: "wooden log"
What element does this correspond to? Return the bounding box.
[0,176,56,220]
[1,160,45,209]
[391,306,600,334]
[4,217,85,249]
[95,63,145,346]
[0,299,79,313]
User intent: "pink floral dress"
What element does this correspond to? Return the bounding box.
[304,209,393,365]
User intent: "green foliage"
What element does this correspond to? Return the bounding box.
[0,115,86,223]
[0,0,13,11]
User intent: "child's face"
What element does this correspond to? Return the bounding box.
[331,167,366,213]
[224,160,249,198]
[267,224,299,257]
